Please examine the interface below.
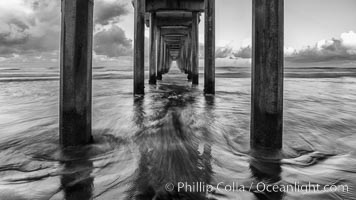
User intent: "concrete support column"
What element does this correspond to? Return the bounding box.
[168,55,172,73]
[182,46,185,74]
[149,12,157,85]
[187,31,193,80]
[185,39,189,75]
[134,0,145,95]
[165,47,169,73]
[157,34,163,80]
[192,12,199,85]
[251,0,284,153]
[177,54,182,71]
[60,0,94,147]
[179,46,185,72]
[162,42,167,74]
[182,43,187,73]
[155,27,160,80]
[204,0,215,94]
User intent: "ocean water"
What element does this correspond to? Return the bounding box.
[0,61,356,200]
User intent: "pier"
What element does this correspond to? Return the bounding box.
[60,0,284,156]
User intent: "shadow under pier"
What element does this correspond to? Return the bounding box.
[60,148,94,200]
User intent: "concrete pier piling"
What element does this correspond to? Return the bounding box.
[187,31,193,80]
[155,27,161,80]
[163,42,167,74]
[149,12,157,85]
[204,0,215,94]
[134,0,145,95]
[60,0,94,147]
[165,47,171,73]
[191,12,199,85]
[157,35,163,80]
[251,0,284,153]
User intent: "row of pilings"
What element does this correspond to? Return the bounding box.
[135,0,216,94]
[60,0,284,159]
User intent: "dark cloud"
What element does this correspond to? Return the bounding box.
[233,46,251,59]
[0,0,60,58]
[94,25,132,58]
[26,0,61,24]
[94,1,129,26]
[0,19,30,45]
[8,18,29,31]
[0,0,133,60]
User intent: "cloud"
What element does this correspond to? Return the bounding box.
[94,0,129,26]
[198,44,251,59]
[0,0,132,61]
[94,25,132,57]
[284,47,296,57]
[233,46,251,59]
[0,19,29,46]
[286,31,356,62]
[341,31,356,54]
[215,46,233,58]
[212,31,356,62]
[0,0,61,59]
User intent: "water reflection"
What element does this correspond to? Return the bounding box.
[203,95,215,185]
[127,85,214,199]
[133,96,145,128]
[249,156,284,200]
[204,95,215,108]
[2,66,356,200]
[60,149,94,200]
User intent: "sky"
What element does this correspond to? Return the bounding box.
[0,0,356,63]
